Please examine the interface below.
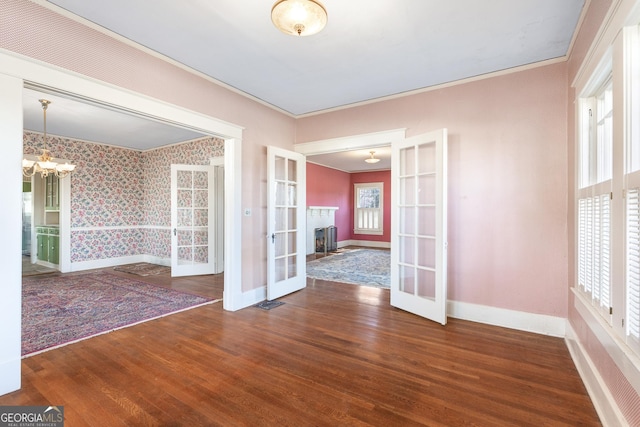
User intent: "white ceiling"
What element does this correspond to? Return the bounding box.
[24,0,585,170]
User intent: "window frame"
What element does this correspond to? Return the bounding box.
[353,182,384,236]
[575,25,640,359]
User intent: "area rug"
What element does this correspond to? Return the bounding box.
[113,262,171,276]
[22,271,218,356]
[307,248,390,288]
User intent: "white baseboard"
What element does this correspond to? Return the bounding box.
[338,240,391,249]
[70,255,171,272]
[447,300,566,337]
[142,255,171,266]
[565,323,626,427]
[70,255,146,272]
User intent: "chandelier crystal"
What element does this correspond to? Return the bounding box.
[22,99,76,179]
[271,0,327,36]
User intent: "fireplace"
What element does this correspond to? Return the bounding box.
[315,226,337,254]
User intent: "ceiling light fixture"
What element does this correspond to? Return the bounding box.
[22,99,76,179]
[271,0,328,36]
[365,151,380,164]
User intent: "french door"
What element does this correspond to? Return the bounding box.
[267,146,306,300]
[390,129,448,325]
[170,164,216,277]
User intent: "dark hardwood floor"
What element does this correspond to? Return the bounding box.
[2,272,600,426]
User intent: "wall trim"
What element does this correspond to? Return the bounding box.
[565,323,626,427]
[339,240,391,249]
[447,300,566,337]
[573,289,640,395]
[70,255,146,272]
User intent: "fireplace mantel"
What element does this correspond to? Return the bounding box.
[307,206,339,216]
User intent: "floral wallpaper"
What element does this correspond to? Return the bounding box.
[24,131,224,264]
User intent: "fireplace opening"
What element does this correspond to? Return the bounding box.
[315,226,337,254]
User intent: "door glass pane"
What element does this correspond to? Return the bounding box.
[194,189,208,208]
[275,258,286,282]
[400,147,416,176]
[418,206,436,236]
[418,143,436,173]
[418,174,436,205]
[178,246,193,265]
[399,265,415,294]
[275,233,286,257]
[275,207,286,231]
[194,230,208,245]
[288,231,297,254]
[417,268,436,300]
[178,208,192,227]
[288,255,297,278]
[288,184,297,206]
[288,208,297,229]
[194,209,208,227]
[193,171,208,189]
[275,156,285,180]
[178,230,192,246]
[178,190,192,208]
[177,170,192,188]
[288,159,297,182]
[194,246,208,264]
[399,236,415,265]
[400,177,415,205]
[399,207,415,234]
[417,237,436,269]
[276,182,286,205]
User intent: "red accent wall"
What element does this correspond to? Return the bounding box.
[306,163,351,241]
[306,163,391,244]
[350,170,391,243]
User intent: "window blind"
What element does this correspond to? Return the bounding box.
[627,189,640,349]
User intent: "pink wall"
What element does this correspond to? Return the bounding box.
[297,63,569,319]
[350,171,391,243]
[306,165,391,243]
[306,163,351,241]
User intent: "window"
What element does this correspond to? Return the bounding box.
[577,74,613,322]
[575,25,640,357]
[354,182,383,235]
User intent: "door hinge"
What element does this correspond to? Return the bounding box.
[610,192,613,200]
[622,318,625,328]
[609,307,613,315]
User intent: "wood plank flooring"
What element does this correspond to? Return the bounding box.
[1,274,600,426]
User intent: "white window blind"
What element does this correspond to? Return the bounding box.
[627,189,640,351]
[577,194,611,318]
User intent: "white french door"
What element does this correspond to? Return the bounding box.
[390,129,448,325]
[267,146,306,300]
[170,164,216,277]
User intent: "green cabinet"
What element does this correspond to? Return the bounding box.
[36,226,59,265]
[45,175,59,211]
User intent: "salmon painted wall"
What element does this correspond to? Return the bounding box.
[350,170,391,243]
[306,163,351,241]
[297,63,569,318]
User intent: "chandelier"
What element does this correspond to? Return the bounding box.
[271,0,327,36]
[22,99,76,179]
